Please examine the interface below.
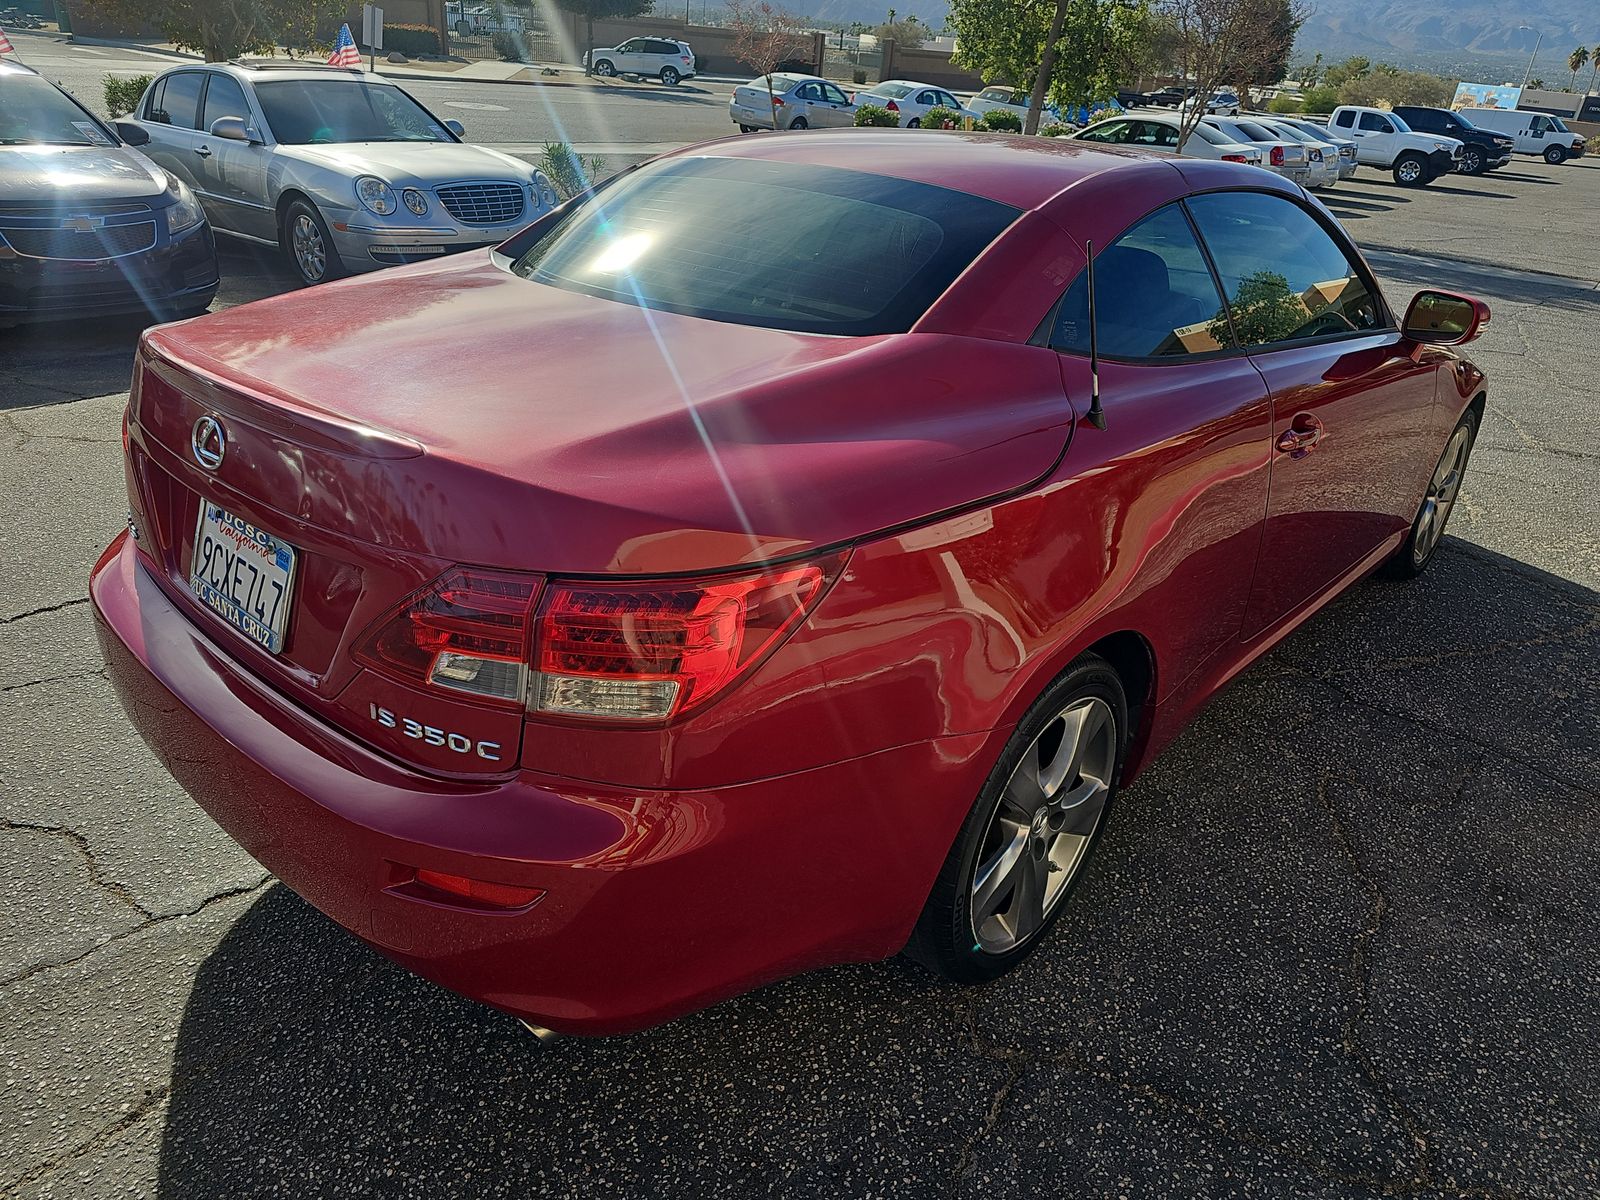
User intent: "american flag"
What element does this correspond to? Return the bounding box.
[0,27,16,56]
[327,23,360,67]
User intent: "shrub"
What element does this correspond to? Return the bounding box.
[104,73,153,119]
[853,68,867,85]
[1300,85,1340,114]
[854,104,899,127]
[1039,122,1073,137]
[491,30,527,61]
[1267,93,1302,113]
[920,105,961,129]
[538,142,608,200]
[978,108,1023,132]
[1588,135,1600,156]
[385,22,444,57]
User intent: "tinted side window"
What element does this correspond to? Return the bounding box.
[158,72,205,130]
[796,83,820,100]
[144,77,168,123]
[822,83,850,104]
[1333,110,1354,128]
[1080,120,1130,143]
[1187,191,1383,349]
[1357,112,1392,132]
[1050,203,1231,360]
[201,73,250,132]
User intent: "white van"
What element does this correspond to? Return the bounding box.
[1458,107,1586,164]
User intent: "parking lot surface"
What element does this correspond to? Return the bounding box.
[2,62,1598,1197]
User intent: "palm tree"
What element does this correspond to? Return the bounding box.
[1569,46,1589,90]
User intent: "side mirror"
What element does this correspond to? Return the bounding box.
[443,118,465,137]
[114,119,150,146]
[1403,289,1490,346]
[208,116,251,142]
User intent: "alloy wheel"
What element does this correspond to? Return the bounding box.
[661,67,679,85]
[291,213,327,283]
[969,697,1115,954]
[1397,157,1423,184]
[1413,424,1470,566]
[1461,147,1483,173]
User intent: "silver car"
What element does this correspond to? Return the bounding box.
[730,75,855,132]
[129,62,559,286]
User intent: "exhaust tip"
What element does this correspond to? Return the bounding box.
[519,1018,563,1044]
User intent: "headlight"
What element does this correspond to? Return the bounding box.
[401,187,429,216]
[1433,141,1452,153]
[355,176,397,216]
[532,172,558,208]
[163,174,203,235]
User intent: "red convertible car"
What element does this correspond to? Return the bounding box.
[93,131,1488,1035]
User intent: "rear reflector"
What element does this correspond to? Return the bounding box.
[409,867,545,910]
[1270,145,1285,166]
[531,561,833,722]
[1221,153,1248,163]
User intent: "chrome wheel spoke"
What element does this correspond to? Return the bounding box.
[1009,852,1047,941]
[1002,761,1046,821]
[1054,774,1107,838]
[972,822,1028,922]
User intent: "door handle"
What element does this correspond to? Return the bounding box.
[194,145,211,157]
[1276,415,1324,458]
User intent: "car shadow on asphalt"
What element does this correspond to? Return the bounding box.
[150,542,1600,1197]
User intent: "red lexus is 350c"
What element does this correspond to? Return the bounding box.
[94,131,1488,1036]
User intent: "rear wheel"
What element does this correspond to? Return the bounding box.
[593,58,615,77]
[283,199,344,288]
[1459,145,1485,174]
[906,655,1126,984]
[737,123,756,133]
[907,117,921,128]
[1544,145,1567,165]
[1393,152,1429,186]
[660,66,680,85]
[787,116,808,130]
[1382,409,1478,579]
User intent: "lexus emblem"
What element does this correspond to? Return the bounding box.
[191,415,226,470]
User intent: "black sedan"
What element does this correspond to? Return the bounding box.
[0,60,218,327]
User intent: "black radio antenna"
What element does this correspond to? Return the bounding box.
[1085,239,1107,430]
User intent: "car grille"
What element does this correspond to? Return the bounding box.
[0,221,157,260]
[435,182,525,226]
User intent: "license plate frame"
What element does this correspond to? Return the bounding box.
[188,501,298,654]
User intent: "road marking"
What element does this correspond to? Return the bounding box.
[441,101,509,111]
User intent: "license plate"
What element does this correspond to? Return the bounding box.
[189,501,298,654]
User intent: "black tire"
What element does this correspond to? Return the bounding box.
[905,654,1127,984]
[737,123,755,133]
[593,59,615,77]
[1392,152,1429,186]
[1459,146,1485,174]
[660,66,680,85]
[282,198,343,288]
[1381,408,1479,580]
[787,116,808,130]
[907,117,921,128]
[1544,145,1567,165]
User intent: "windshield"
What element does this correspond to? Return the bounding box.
[0,76,115,147]
[1387,112,1414,132]
[512,156,1018,336]
[865,83,916,99]
[1547,115,1570,132]
[253,80,453,145]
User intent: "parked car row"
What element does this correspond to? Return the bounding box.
[1,58,560,325]
[730,76,978,132]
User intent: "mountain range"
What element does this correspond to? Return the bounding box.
[787,0,1600,82]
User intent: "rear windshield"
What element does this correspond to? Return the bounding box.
[1235,121,1281,141]
[866,83,916,99]
[511,156,1018,336]
[1189,122,1228,145]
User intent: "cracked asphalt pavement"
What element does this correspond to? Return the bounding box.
[2,154,1597,1198]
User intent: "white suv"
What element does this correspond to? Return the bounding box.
[585,38,696,86]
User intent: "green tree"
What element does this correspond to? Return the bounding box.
[950,0,1151,134]
[1230,0,1299,96]
[872,17,925,48]
[559,0,655,75]
[81,0,345,61]
[1322,54,1370,89]
[1292,50,1322,87]
[1568,46,1589,90]
[1336,64,1450,108]
[1162,0,1308,144]
[1299,83,1338,113]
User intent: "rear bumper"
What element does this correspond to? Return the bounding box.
[91,532,989,1034]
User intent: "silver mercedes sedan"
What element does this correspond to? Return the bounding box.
[125,62,559,286]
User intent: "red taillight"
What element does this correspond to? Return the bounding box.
[886,99,899,111]
[772,96,785,106]
[530,561,833,722]
[1270,145,1285,166]
[356,559,837,723]
[1221,153,1248,163]
[354,567,540,708]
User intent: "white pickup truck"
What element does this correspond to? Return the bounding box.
[1327,105,1463,186]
